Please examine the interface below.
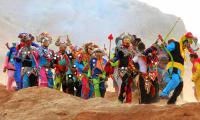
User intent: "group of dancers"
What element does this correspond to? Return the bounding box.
[3,31,199,104]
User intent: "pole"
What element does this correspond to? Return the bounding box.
[108,40,111,59]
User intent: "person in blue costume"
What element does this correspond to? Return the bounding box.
[74,53,85,74]
[16,33,39,88]
[36,32,55,88]
[3,42,17,91]
[74,53,85,97]
[11,33,39,90]
[90,48,107,97]
[158,32,197,104]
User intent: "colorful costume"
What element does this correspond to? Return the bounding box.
[79,43,97,98]
[36,32,54,88]
[74,53,90,98]
[191,57,200,101]
[16,34,39,88]
[143,45,159,103]
[133,52,148,104]
[14,33,39,89]
[3,45,17,91]
[90,48,107,97]
[54,37,70,93]
[160,32,196,104]
[65,48,77,95]
[111,33,135,103]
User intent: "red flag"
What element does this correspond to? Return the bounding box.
[108,34,113,41]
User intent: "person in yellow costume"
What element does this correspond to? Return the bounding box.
[190,53,200,101]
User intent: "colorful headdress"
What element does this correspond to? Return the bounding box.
[180,32,197,45]
[118,32,134,43]
[18,33,33,42]
[179,32,198,60]
[92,48,105,55]
[55,35,72,47]
[36,32,52,44]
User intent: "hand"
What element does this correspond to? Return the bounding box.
[5,42,9,46]
[160,43,166,48]
[158,34,163,41]
[108,59,113,63]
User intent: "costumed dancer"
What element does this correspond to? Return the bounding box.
[110,33,135,103]
[71,64,82,97]
[132,38,149,104]
[143,44,160,103]
[3,43,17,91]
[190,53,200,101]
[64,37,80,95]
[74,52,87,98]
[54,37,71,93]
[159,32,197,104]
[14,33,39,89]
[36,32,54,88]
[90,48,107,97]
[16,33,39,88]
[81,43,98,98]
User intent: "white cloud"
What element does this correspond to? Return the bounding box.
[138,0,200,39]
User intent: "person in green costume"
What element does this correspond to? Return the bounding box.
[53,36,71,92]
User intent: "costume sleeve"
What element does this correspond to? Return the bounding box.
[90,59,94,71]
[31,50,39,68]
[166,42,175,52]
[31,42,40,48]
[87,59,92,77]
[143,47,152,56]
[112,54,119,63]
[38,47,44,57]
[16,42,25,51]
[133,55,138,63]
[103,59,107,66]
[110,61,119,67]
[192,63,200,82]
[3,52,10,69]
[101,59,108,78]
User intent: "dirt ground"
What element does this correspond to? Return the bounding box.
[0,85,199,120]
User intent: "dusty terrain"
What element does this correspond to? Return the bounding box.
[0,85,199,120]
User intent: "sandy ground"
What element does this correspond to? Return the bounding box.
[0,85,199,120]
